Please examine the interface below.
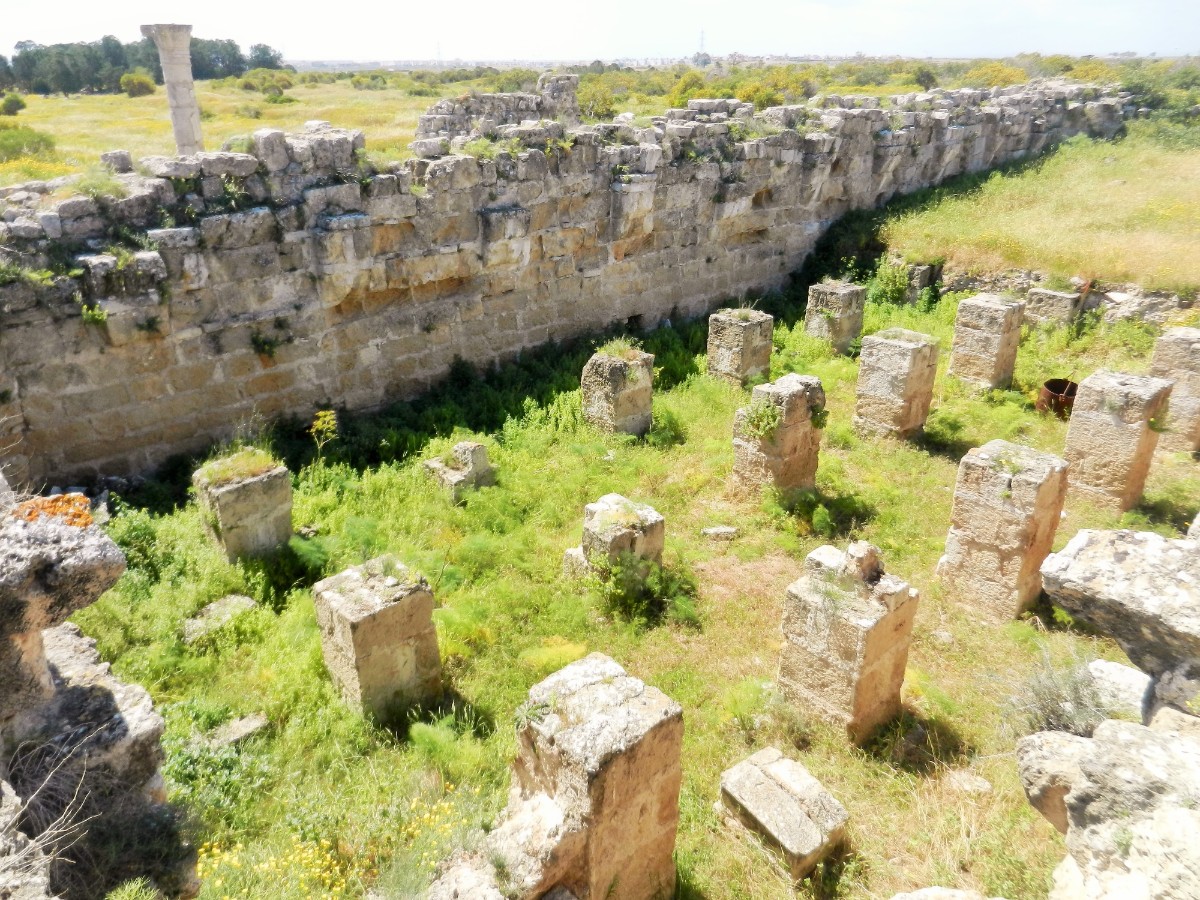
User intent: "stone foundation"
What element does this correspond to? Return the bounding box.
[1149,326,1200,453]
[1062,370,1173,510]
[778,542,919,744]
[423,441,496,502]
[1024,288,1082,326]
[731,374,825,495]
[707,309,774,385]
[429,653,683,899]
[581,350,654,437]
[718,747,848,880]
[192,462,292,561]
[937,440,1069,619]
[804,281,865,354]
[313,556,442,719]
[853,328,939,439]
[563,493,664,577]
[948,293,1024,389]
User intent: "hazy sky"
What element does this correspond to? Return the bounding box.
[4,0,1197,61]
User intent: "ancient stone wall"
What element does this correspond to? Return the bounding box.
[0,82,1127,485]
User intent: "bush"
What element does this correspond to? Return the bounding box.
[120,70,156,98]
[1008,650,1107,737]
[1,93,27,116]
[866,256,911,306]
[578,81,616,120]
[0,122,53,161]
[595,551,699,627]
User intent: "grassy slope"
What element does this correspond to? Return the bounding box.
[884,124,1200,293]
[75,293,1199,899]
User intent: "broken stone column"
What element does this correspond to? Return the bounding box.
[1149,326,1200,452]
[562,493,664,577]
[948,293,1024,389]
[141,24,203,155]
[707,309,774,385]
[192,455,293,561]
[423,441,496,502]
[936,440,1069,620]
[718,747,848,880]
[1062,370,1173,510]
[778,542,919,744]
[581,348,654,437]
[313,556,442,720]
[804,281,865,354]
[1025,287,1083,326]
[853,328,939,439]
[731,374,825,495]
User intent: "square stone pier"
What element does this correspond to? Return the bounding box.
[937,440,1069,620]
[778,542,919,745]
[804,281,866,355]
[731,374,825,496]
[192,457,292,561]
[313,556,442,720]
[1024,287,1083,326]
[1149,327,1200,453]
[581,348,654,436]
[1063,370,1173,510]
[563,493,665,577]
[424,441,496,502]
[853,328,939,439]
[707,308,774,385]
[949,293,1025,390]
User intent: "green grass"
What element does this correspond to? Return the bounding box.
[75,281,1199,899]
[883,123,1200,293]
[194,447,280,487]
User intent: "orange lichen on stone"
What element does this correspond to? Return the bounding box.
[12,493,94,528]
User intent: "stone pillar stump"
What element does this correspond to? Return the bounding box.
[581,348,654,437]
[853,328,939,439]
[804,281,865,354]
[707,309,774,385]
[731,374,825,495]
[949,293,1024,389]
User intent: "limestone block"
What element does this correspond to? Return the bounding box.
[936,440,1069,619]
[804,281,866,354]
[1063,370,1173,510]
[100,149,134,173]
[853,328,939,439]
[948,293,1024,389]
[1191,511,1199,540]
[0,516,126,723]
[423,441,496,503]
[1087,659,1152,721]
[564,493,664,577]
[707,309,774,385]
[1041,529,1200,683]
[509,653,683,900]
[1025,288,1082,325]
[1149,327,1200,452]
[581,349,654,437]
[1015,730,1091,835]
[313,556,442,719]
[732,374,825,495]
[192,463,292,561]
[182,594,257,645]
[718,747,848,879]
[778,542,919,744]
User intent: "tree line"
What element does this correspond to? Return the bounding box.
[0,35,285,96]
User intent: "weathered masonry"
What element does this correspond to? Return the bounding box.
[0,82,1126,484]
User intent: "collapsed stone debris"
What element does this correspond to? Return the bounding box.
[778,542,919,744]
[313,555,442,720]
[1149,326,1200,453]
[731,374,826,495]
[563,493,665,578]
[937,440,1069,619]
[853,328,939,439]
[948,293,1024,390]
[0,79,1128,484]
[803,281,865,355]
[192,457,293,561]
[423,441,496,502]
[581,348,654,437]
[706,308,774,385]
[1062,370,1173,510]
[428,653,683,899]
[718,747,848,880]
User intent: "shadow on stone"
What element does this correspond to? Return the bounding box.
[864,710,972,776]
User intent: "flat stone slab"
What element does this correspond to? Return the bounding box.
[719,747,848,880]
[183,594,257,644]
[702,526,738,541]
[208,713,270,748]
[1041,529,1200,681]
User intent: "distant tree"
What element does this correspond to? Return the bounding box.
[0,56,12,91]
[120,69,156,97]
[667,70,706,107]
[247,43,283,70]
[578,81,616,119]
[48,55,80,95]
[911,63,938,90]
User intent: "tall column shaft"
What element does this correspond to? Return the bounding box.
[141,24,204,155]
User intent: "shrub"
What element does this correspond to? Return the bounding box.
[594,551,699,627]
[1,93,27,116]
[0,122,53,161]
[646,405,687,448]
[578,81,616,120]
[866,256,911,306]
[74,166,128,200]
[120,70,156,98]
[1008,650,1107,737]
[741,399,781,439]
